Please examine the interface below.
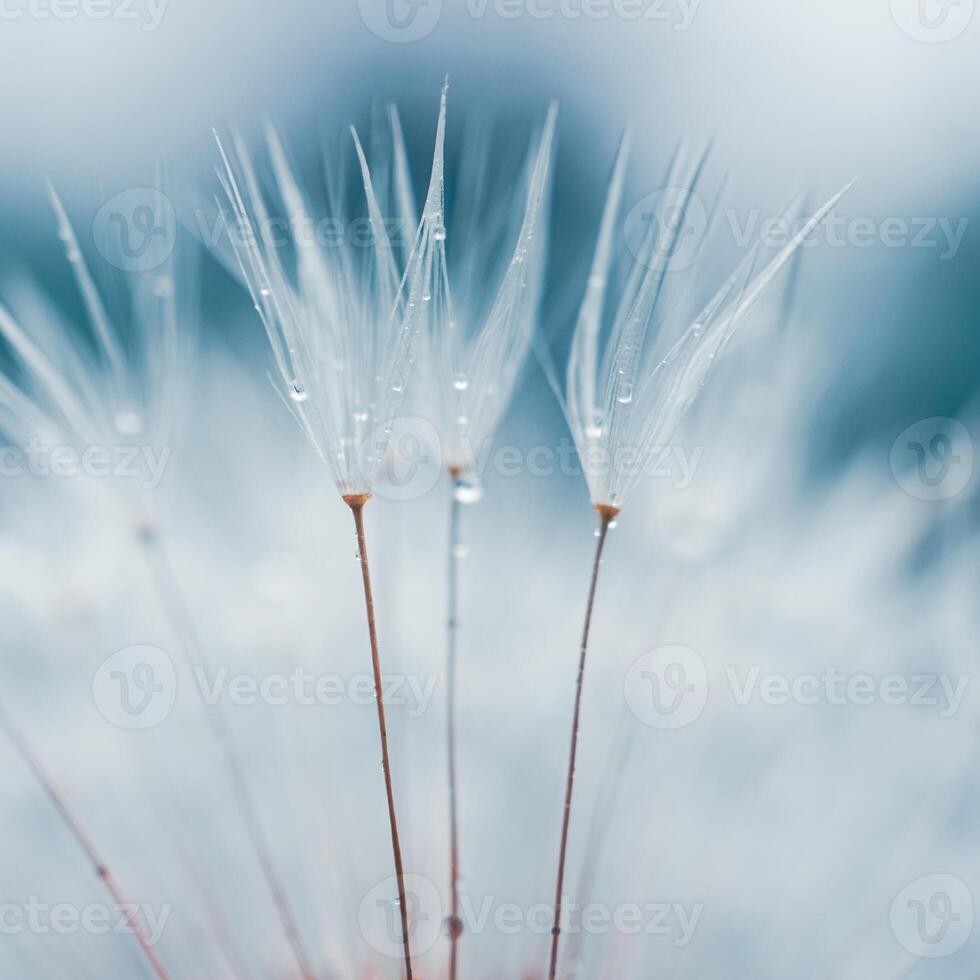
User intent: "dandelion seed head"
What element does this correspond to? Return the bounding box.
[402,87,558,480]
[539,134,853,511]
[214,96,448,496]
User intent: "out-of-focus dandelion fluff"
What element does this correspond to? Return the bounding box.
[540,134,854,980]
[0,182,191,517]
[214,94,453,980]
[0,193,324,980]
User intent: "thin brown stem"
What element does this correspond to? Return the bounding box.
[548,504,618,980]
[446,474,464,980]
[137,523,317,980]
[344,493,414,980]
[0,702,172,980]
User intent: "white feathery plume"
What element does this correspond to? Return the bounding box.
[213,97,441,498]
[545,136,855,512]
[400,85,558,479]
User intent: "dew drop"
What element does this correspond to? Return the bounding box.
[453,475,483,505]
[259,286,271,297]
[455,415,469,429]
[391,382,403,393]
[114,409,143,436]
[354,410,369,423]
[453,543,469,559]
[422,290,432,302]
[289,383,308,402]
[616,383,634,405]
[433,225,447,242]
[452,374,469,392]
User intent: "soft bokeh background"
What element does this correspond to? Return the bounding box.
[0,1,979,977]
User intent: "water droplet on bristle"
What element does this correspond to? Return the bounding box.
[453,475,483,505]
[452,374,468,391]
[616,383,634,405]
[433,225,447,242]
[289,383,308,402]
[114,409,143,436]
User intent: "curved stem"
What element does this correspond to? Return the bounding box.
[345,494,414,980]
[137,525,317,980]
[548,507,616,980]
[0,702,172,980]
[446,478,463,980]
